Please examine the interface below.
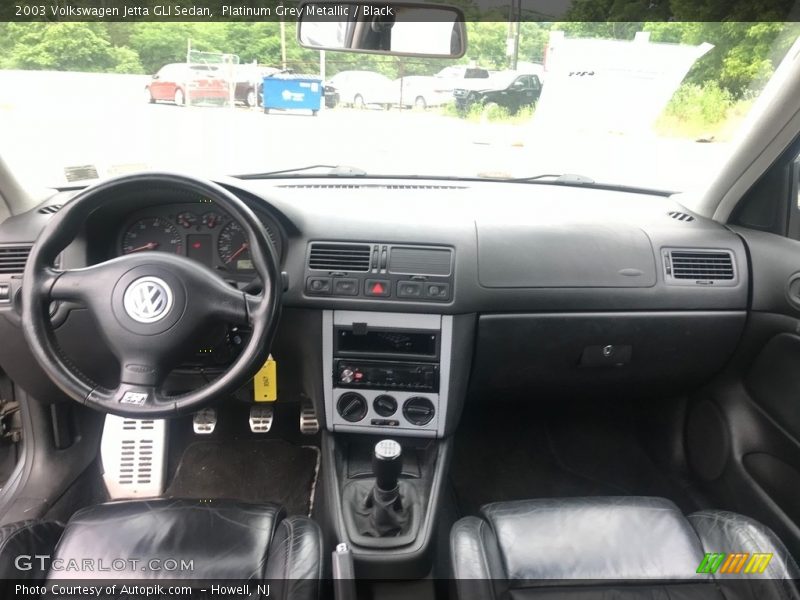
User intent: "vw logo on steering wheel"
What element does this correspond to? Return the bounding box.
[123,276,174,323]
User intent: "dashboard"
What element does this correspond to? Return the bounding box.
[0,176,753,432]
[116,201,283,279]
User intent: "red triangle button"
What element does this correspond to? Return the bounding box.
[371,282,385,294]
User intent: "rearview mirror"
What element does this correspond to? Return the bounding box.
[297,1,466,58]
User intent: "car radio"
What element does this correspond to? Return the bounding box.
[323,311,452,438]
[334,360,439,392]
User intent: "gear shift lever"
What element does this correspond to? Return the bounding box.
[373,439,402,494]
[360,439,408,536]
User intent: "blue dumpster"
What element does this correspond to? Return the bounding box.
[262,74,323,115]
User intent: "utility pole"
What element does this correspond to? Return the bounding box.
[507,0,520,70]
[280,19,287,70]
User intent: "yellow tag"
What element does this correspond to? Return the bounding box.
[253,355,277,402]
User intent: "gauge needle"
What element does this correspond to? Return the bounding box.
[226,243,249,263]
[127,242,159,253]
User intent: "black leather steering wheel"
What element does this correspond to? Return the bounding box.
[21,172,281,418]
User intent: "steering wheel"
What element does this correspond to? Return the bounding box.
[21,172,281,418]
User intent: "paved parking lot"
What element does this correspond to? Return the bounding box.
[0,70,729,192]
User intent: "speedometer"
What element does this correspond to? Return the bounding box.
[122,218,183,255]
[218,221,252,271]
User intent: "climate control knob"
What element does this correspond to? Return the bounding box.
[403,397,435,426]
[373,394,398,417]
[337,392,367,422]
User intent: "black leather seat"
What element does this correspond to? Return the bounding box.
[1,498,322,599]
[451,497,800,600]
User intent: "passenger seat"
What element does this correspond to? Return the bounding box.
[451,496,799,599]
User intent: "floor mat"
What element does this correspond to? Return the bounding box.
[450,400,701,517]
[165,439,319,516]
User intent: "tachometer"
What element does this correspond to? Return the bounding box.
[217,221,252,271]
[122,217,183,255]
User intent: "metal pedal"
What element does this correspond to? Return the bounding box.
[100,416,166,499]
[249,405,274,433]
[300,400,320,435]
[193,408,217,434]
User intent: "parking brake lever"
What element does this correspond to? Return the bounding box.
[332,542,357,600]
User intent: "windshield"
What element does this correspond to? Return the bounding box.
[1,19,799,192]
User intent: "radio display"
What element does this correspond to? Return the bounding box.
[335,328,438,357]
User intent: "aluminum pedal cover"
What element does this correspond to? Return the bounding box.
[249,405,274,433]
[100,415,166,499]
[193,408,217,434]
[300,400,320,435]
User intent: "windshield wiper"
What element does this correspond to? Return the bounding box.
[236,164,368,179]
[480,172,674,196]
[490,173,596,185]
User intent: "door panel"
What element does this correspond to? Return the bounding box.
[689,226,800,559]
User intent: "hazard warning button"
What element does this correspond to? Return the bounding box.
[365,279,391,297]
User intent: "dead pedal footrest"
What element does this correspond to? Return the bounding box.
[100,415,167,499]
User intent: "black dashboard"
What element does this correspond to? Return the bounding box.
[0,176,752,418]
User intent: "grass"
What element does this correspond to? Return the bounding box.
[439,101,536,125]
[654,82,754,141]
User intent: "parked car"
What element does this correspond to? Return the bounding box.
[233,64,280,107]
[145,63,229,106]
[323,82,340,108]
[324,70,397,109]
[453,70,543,114]
[398,65,490,108]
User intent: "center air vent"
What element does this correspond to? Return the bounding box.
[664,249,735,283]
[309,242,371,272]
[0,245,31,274]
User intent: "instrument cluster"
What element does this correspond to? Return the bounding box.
[118,202,283,277]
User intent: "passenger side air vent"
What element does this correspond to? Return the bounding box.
[668,210,695,222]
[38,204,63,215]
[309,242,372,272]
[663,249,735,284]
[0,245,31,274]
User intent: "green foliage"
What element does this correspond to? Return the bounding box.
[4,23,117,72]
[1,20,798,108]
[441,100,535,124]
[663,81,733,125]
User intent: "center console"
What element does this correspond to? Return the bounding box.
[320,310,472,578]
[322,311,453,438]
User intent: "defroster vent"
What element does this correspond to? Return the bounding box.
[664,249,735,283]
[309,242,372,272]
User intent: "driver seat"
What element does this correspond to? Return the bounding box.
[0,498,322,598]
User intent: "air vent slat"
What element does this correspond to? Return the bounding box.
[668,210,695,222]
[667,249,734,281]
[0,245,32,274]
[309,243,371,272]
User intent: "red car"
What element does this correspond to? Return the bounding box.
[145,63,229,106]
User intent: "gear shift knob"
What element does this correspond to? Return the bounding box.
[373,439,402,492]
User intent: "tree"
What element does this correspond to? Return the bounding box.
[6,23,117,72]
